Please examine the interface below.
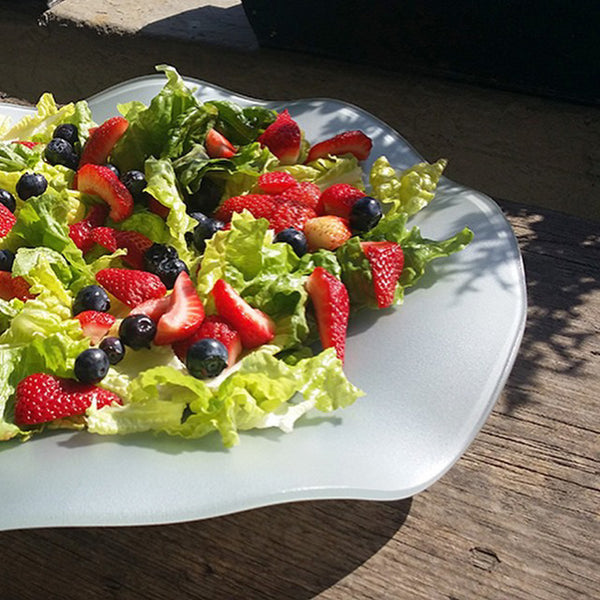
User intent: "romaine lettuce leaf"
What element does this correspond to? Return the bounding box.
[282,154,364,190]
[204,100,277,145]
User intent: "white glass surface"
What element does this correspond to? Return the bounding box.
[0,76,526,531]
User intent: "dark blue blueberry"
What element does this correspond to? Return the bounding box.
[53,123,79,146]
[274,227,308,257]
[74,348,110,384]
[44,138,79,170]
[72,285,111,315]
[143,243,178,272]
[15,172,48,200]
[192,217,224,252]
[0,249,15,272]
[349,196,383,232]
[186,338,229,379]
[0,189,16,213]
[120,170,147,202]
[99,336,125,365]
[156,258,189,289]
[104,163,120,179]
[119,314,156,350]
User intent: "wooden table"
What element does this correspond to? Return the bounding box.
[1,199,597,599]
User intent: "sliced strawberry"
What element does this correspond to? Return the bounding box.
[306,130,373,163]
[68,203,110,253]
[303,215,352,251]
[320,184,366,218]
[257,171,297,194]
[130,295,173,322]
[0,203,16,238]
[205,128,236,158]
[257,109,301,165]
[79,116,129,167]
[96,268,167,308]
[213,194,277,222]
[0,272,35,302]
[277,181,322,213]
[89,226,119,252]
[85,203,110,227]
[172,315,242,366]
[154,271,205,345]
[305,266,350,363]
[148,197,170,219]
[268,199,317,233]
[14,373,122,426]
[360,241,404,309]
[75,310,116,345]
[113,230,153,269]
[12,140,40,149]
[76,164,134,222]
[211,279,275,349]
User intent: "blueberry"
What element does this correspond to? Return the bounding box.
[72,285,111,315]
[192,217,224,252]
[186,338,229,379]
[15,172,48,200]
[0,189,16,213]
[349,196,383,232]
[119,314,156,350]
[99,336,125,365]
[120,170,147,202]
[53,123,79,146]
[157,258,189,289]
[0,249,15,272]
[143,243,178,272]
[104,163,120,179]
[44,138,79,170]
[74,348,110,384]
[274,227,308,257]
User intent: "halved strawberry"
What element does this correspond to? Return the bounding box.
[74,310,116,345]
[306,130,373,163]
[305,266,350,363]
[205,128,236,158]
[320,184,365,218]
[96,268,167,308]
[68,203,110,253]
[113,230,153,269]
[211,279,275,349]
[303,215,352,251]
[213,194,277,222]
[172,315,242,366]
[148,197,170,219]
[0,203,16,238]
[257,171,297,194]
[76,164,134,222]
[268,199,317,233]
[360,241,404,309]
[130,295,173,322]
[79,116,129,166]
[257,110,301,165]
[14,373,122,426]
[0,272,35,302]
[154,271,205,345]
[89,226,118,252]
[277,181,322,213]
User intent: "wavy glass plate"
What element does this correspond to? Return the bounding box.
[0,75,526,531]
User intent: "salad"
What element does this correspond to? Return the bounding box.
[0,65,473,447]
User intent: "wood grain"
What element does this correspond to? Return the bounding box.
[1,201,598,600]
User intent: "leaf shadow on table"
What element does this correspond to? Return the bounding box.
[1,497,412,600]
[496,200,600,413]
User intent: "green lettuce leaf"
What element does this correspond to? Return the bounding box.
[0,141,44,172]
[205,100,277,145]
[282,155,364,191]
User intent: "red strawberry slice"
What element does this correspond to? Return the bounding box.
[96,268,167,308]
[268,199,317,233]
[0,272,35,302]
[148,197,170,219]
[320,184,366,218]
[303,215,352,251]
[257,171,297,194]
[79,116,129,167]
[75,310,116,345]
[14,373,122,426]
[360,241,404,309]
[277,181,322,213]
[113,230,153,269]
[172,315,242,366]
[89,226,119,252]
[205,128,236,158]
[213,194,277,222]
[305,266,350,363]
[154,271,205,345]
[76,164,134,222]
[12,140,40,149]
[0,203,16,238]
[306,130,373,163]
[130,295,173,322]
[68,203,110,253]
[211,279,275,349]
[257,110,301,165]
